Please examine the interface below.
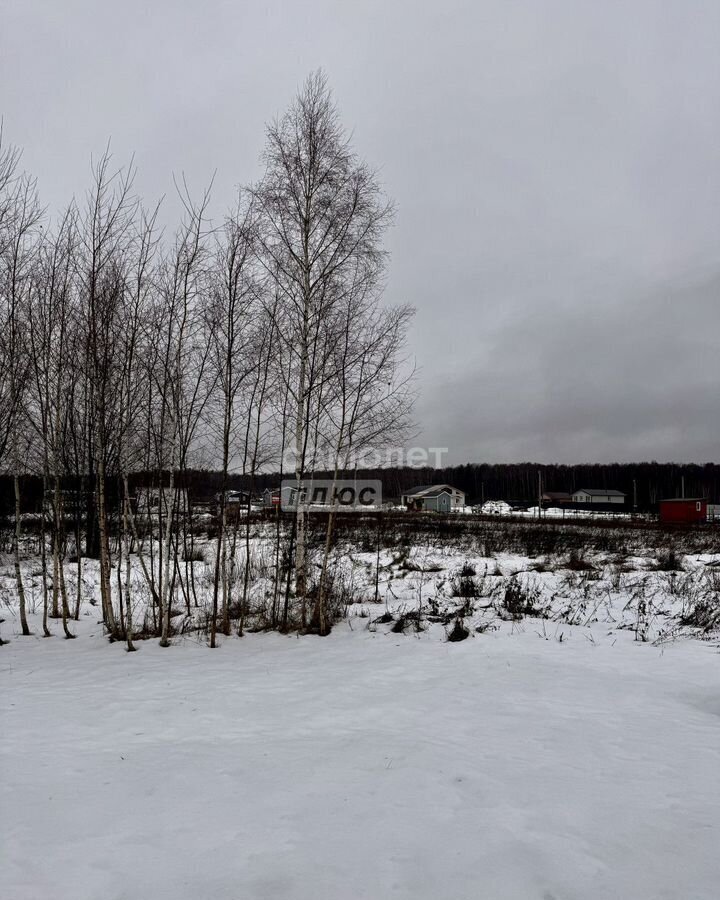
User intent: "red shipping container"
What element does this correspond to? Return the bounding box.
[659,498,707,524]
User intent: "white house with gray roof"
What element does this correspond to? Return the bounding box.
[401,484,466,512]
[571,488,626,505]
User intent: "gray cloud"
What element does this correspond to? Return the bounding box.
[419,271,720,463]
[1,0,718,462]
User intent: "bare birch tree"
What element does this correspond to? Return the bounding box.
[1,162,43,636]
[252,70,394,623]
[206,199,258,646]
[77,149,138,638]
[148,182,214,646]
[27,205,79,638]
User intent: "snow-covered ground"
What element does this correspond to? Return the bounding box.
[2,532,720,899]
[2,607,720,897]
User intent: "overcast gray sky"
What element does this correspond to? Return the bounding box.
[2,0,718,464]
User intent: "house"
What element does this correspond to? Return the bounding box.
[400,484,465,512]
[659,498,707,525]
[214,489,250,506]
[262,487,281,509]
[571,489,626,505]
[541,491,572,507]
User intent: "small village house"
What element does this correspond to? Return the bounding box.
[571,489,626,505]
[262,487,281,509]
[212,490,252,520]
[214,489,250,507]
[401,484,465,512]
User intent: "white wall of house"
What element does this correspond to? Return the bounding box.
[572,491,624,504]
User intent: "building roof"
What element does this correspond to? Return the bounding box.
[401,485,433,496]
[542,491,572,499]
[402,484,463,498]
[574,488,626,497]
[660,497,706,503]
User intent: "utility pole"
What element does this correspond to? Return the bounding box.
[537,470,542,520]
[682,475,685,499]
[633,479,637,513]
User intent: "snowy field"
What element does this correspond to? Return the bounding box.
[3,586,720,899]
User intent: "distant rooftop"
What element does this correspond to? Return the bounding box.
[575,489,626,497]
[402,484,462,498]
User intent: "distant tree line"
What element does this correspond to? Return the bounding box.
[194,460,719,509]
[387,462,720,508]
[4,461,716,520]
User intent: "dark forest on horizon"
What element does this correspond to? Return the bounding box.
[2,461,718,516]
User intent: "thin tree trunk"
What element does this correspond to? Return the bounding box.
[14,474,31,636]
[123,475,160,609]
[54,478,74,638]
[96,454,117,635]
[74,477,83,620]
[50,493,60,620]
[159,469,177,647]
[40,479,51,637]
[122,489,136,651]
[210,496,225,648]
[74,554,83,620]
[294,307,310,627]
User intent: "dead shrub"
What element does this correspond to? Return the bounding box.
[679,599,719,632]
[182,547,206,563]
[654,549,684,572]
[450,575,480,598]
[565,549,594,571]
[371,611,394,625]
[500,575,544,620]
[446,617,470,642]
[391,609,425,634]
